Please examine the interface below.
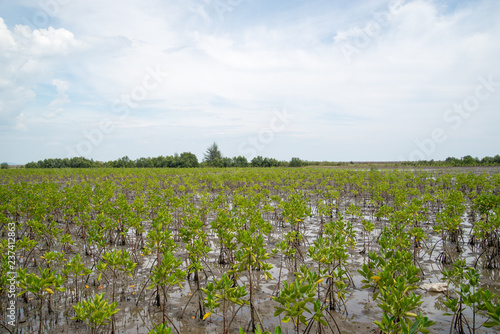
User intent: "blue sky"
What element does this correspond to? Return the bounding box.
[0,0,499,164]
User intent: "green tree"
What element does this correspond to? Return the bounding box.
[232,156,248,167]
[251,156,264,167]
[289,157,303,167]
[204,142,223,166]
[0,162,8,169]
[179,152,199,168]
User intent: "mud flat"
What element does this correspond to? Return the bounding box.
[0,167,498,333]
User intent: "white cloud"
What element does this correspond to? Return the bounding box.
[28,26,80,56]
[1,0,500,162]
[46,79,70,117]
[0,18,17,55]
[15,113,28,132]
[0,19,82,128]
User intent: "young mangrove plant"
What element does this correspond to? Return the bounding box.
[359,223,433,334]
[180,216,211,320]
[202,273,249,334]
[147,249,185,332]
[72,292,119,334]
[230,223,273,332]
[441,259,497,334]
[149,323,174,334]
[433,190,466,264]
[16,266,66,333]
[63,253,92,302]
[272,265,331,334]
[96,249,137,333]
[472,192,500,268]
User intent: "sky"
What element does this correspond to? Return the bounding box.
[0,0,499,164]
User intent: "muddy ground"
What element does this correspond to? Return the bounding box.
[5,212,499,334]
[2,166,499,334]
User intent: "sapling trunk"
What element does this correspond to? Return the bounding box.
[248,259,256,332]
[156,250,161,307]
[39,298,44,334]
[162,286,167,323]
[48,294,53,313]
[195,268,204,319]
[223,299,227,334]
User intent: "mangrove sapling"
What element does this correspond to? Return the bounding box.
[110,193,131,246]
[359,249,430,334]
[284,231,304,272]
[202,273,249,334]
[441,260,496,334]
[16,266,66,333]
[40,251,67,311]
[86,219,109,288]
[434,190,467,263]
[130,193,148,250]
[239,324,282,334]
[146,250,184,334]
[60,233,74,252]
[431,190,465,265]
[281,192,311,238]
[472,192,500,268]
[272,238,296,296]
[409,227,427,268]
[15,236,38,269]
[96,249,137,334]
[63,253,92,302]
[272,265,331,334]
[316,199,329,237]
[374,205,394,239]
[326,237,354,311]
[391,200,429,266]
[322,215,357,286]
[180,216,210,280]
[359,222,432,333]
[345,203,362,222]
[211,209,238,265]
[149,322,174,334]
[72,292,119,334]
[230,226,273,332]
[181,235,211,320]
[270,195,285,227]
[373,277,432,334]
[145,214,178,307]
[360,219,375,255]
[479,290,500,330]
[308,236,350,319]
[40,251,66,270]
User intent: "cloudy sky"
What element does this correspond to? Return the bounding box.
[0,0,499,164]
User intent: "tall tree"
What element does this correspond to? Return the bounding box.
[204,142,223,166]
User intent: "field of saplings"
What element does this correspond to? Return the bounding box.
[1,167,499,334]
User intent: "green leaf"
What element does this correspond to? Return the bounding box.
[409,319,421,334]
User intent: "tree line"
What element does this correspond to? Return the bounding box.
[22,143,305,169]
[15,142,500,169]
[23,155,305,169]
[400,155,500,167]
